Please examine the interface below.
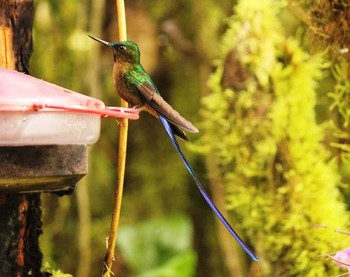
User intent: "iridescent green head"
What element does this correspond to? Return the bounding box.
[88,35,140,64]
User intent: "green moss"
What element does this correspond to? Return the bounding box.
[293,0,350,162]
[199,0,349,275]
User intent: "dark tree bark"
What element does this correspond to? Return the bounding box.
[0,1,44,276]
[0,0,33,72]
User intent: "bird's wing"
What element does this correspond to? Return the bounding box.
[124,69,198,133]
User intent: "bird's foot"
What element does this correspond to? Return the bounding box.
[132,105,142,109]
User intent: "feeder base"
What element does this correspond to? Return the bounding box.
[0,145,87,193]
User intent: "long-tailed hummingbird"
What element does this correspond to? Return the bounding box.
[89,35,258,261]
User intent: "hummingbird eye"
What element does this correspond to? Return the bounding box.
[117,45,127,52]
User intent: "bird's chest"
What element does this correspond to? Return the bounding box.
[113,65,143,107]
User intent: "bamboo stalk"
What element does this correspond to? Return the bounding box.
[102,0,128,276]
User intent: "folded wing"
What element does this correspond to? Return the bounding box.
[125,69,199,134]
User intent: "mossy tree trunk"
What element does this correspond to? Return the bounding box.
[200,0,349,276]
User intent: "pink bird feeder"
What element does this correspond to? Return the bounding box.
[0,68,139,192]
[0,68,138,146]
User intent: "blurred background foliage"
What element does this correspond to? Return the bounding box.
[29,0,350,276]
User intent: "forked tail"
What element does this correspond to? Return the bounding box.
[159,116,259,261]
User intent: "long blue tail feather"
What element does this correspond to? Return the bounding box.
[159,116,259,261]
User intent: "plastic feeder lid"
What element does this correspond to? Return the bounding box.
[0,68,139,146]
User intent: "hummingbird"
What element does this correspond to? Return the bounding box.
[89,35,258,261]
